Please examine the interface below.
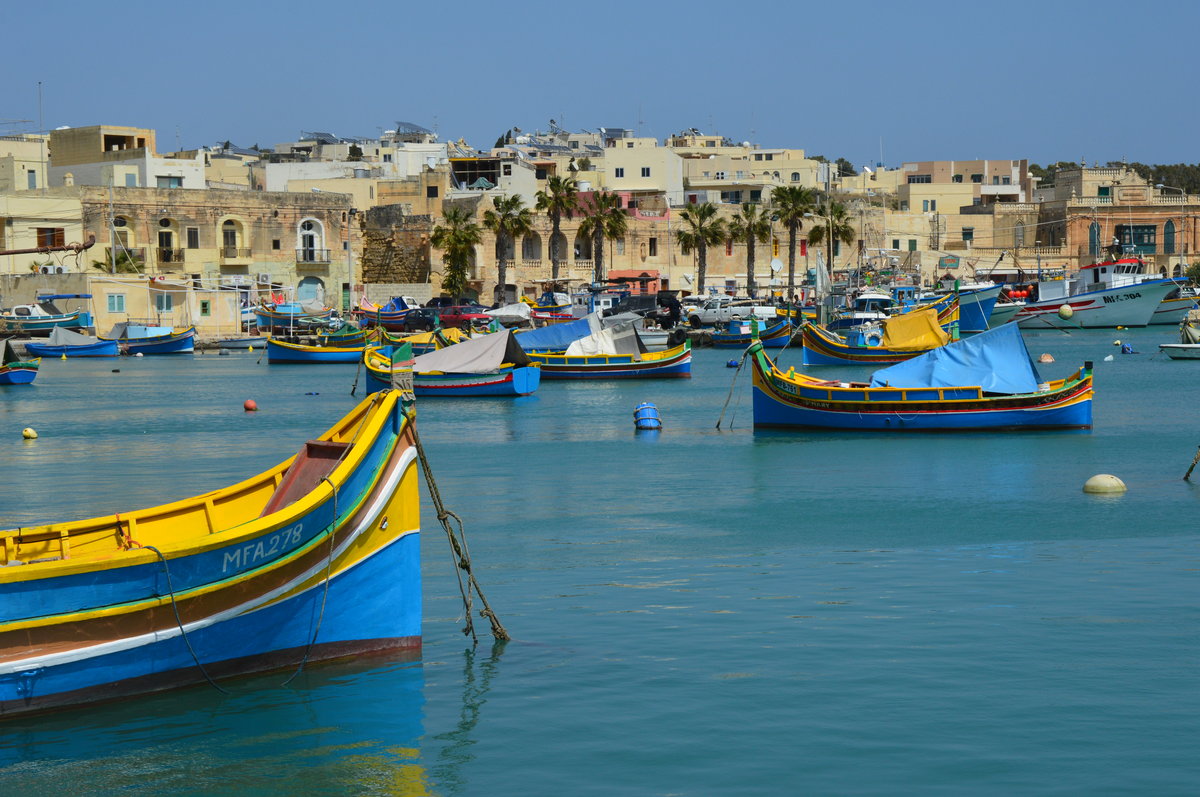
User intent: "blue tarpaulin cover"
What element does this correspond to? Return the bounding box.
[869,322,1042,394]
[381,296,411,312]
[514,315,597,352]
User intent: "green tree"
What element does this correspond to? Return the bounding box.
[92,249,143,274]
[482,194,534,302]
[835,157,857,177]
[807,201,856,274]
[771,185,817,295]
[430,206,482,299]
[576,191,628,284]
[347,144,363,162]
[675,202,726,297]
[728,202,772,298]
[535,176,579,280]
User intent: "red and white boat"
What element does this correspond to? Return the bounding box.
[1015,258,1176,329]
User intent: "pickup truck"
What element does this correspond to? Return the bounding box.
[685,296,779,328]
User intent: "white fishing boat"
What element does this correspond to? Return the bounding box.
[1014,258,1176,329]
[1159,309,1200,359]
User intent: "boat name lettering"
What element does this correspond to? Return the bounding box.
[1103,292,1141,304]
[222,524,304,573]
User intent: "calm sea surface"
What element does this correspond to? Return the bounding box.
[1,326,1197,795]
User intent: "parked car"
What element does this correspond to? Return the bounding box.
[436,305,493,329]
[426,296,481,308]
[399,308,440,332]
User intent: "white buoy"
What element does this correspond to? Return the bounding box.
[1058,304,1074,320]
[134,352,144,357]
[1103,354,1114,361]
[1038,353,1054,363]
[1083,474,1126,494]
[21,427,37,440]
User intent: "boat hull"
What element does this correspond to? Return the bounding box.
[800,323,936,366]
[1159,343,1200,360]
[955,284,1002,333]
[0,361,39,385]
[710,320,792,349]
[988,302,1022,327]
[1015,280,1176,328]
[1151,295,1199,325]
[0,311,91,336]
[405,366,540,397]
[0,392,420,717]
[24,339,120,357]
[528,342,692,379]
[120,327,196,355]
[267,338,363,363]
[749,343,1092,431]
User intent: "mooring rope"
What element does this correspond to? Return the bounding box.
[716,351,747,429]
[144,545,231,695]
[409,416,510,643]
[283,476,338,686]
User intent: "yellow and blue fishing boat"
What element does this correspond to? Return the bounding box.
[381,327,466,355]
[266,337,364,364]
[750,323,1093,431]
[103,323,196,355]
[0,390,420,716]
[710,318,793,349]
[365,332,540,397]
[800,306,950,366]
[0,338,39,385]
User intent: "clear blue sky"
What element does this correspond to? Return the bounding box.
[8,0,1198,168]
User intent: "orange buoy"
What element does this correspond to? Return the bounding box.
[244,399,258,412]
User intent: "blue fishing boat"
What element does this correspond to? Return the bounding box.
[710,318,793,349]
[0,390,420,717]
[104,324,196,354]
[800,307,950,366]
[266,337,363,363]
[750,323,1093,431]
[355,297,416,330]
[517,313,691,379]
[25,327,120,357]
[0,338,39,385]
[254,302,334,332]
[365,331,540,397]
[0,295,93,336]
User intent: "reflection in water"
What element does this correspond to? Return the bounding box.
[429,641,507,795]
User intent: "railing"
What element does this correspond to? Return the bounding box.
[106,247,146,261]
[296,248,332,263]
[1068,196,1114,206]
[573,259,594,271]
[220,247,251,261]
[157,247,185,263]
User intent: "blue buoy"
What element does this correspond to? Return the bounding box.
[633,402,662,431]
[726,359,739,368]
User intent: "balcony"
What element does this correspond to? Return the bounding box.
[220,246,251,265]
[296,248,332,264]
[157,247,186,265]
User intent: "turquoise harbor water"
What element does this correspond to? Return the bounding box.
[1,326,1198,795]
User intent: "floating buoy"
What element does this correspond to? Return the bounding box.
[1116,325,1125,330]
[60,353,66,360]
[1038,353,1055,363]
[111,369,120,373]
[134,352,143,358]
[305,392,320,396]
[1083,474,1126,494]
[1058,304,1074,320]
[633,402,662,431]
[21,427,37,440]
[1103,354,1114,361]
[244,399,258,412]
[726,359,739,368]
[1112,340,1122,346]
[1121,343,1134,354]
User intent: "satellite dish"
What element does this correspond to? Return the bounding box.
[770,258,783,273]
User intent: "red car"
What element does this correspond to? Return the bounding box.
[435,305,493,329]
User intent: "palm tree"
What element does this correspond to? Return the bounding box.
[534,176,579,281]
[430,206,482,299]
[482,194,533,303]
[807,200,856,281]
[728,202,772,298]
[675,202,726,297]
[576,191,628,284]
[771,185,817,297]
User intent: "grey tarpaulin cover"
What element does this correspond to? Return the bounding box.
[411,329,531,373]
[45,327,103,346]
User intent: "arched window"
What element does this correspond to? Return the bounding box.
[1088,222,1101,257]
[298,219,325,262]
[1014,221,1025,248]
[574,233,593,260]
[522,232,543,261]
[1164,220,1176,255]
